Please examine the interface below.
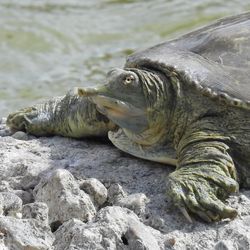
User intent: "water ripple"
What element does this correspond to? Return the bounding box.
[0,0,249,116]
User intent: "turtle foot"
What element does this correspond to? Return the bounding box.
[6,106,50,135]
[7,107,38,131]
[168,166,238,222]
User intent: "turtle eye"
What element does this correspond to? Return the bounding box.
[124,75,135,85]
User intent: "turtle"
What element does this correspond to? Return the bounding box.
[6,12,250,222]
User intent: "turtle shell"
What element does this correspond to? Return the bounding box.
[125,12,250,109]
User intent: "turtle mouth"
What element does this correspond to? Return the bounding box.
[90,95,146,119]
[77,86,144,118]
[77,86,148,132]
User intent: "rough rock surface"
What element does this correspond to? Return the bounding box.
[53,206,164,250]
[34,168,96,225]
[0,119,250,249]
[0,217,54,250]
[0,192,22,218]
[79,178,108,208]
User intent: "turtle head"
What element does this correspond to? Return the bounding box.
[78,68,169,145]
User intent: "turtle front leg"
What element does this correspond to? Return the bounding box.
[168,133,239,222]
[7,91,116,138]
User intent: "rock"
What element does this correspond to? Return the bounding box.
[22,202,49,225]
[144,214,165,231]
[0,192,22,218]
[0,217,54,250]
[107,183,127,204]
[0,137,52,191]
[216,217,250,250]
[108,183,150,216]
[53,206,163,250]
[14,190,34,204]
[1,121,250,249]
[0,181,10,192]
[11,131,29,141]
[33,169,96,225]
[0,181,33,205]
[214,240,235,250]
[237,191,250,216]
[79,178,108,208]
[164,236,177,248]
[123,219,161,250]
[115,193,150,216]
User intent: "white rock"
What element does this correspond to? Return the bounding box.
[0,192,22,218]
[115,193,150,216]
[216,218,250,250]
[14,190,33,204]
[53,206,163,250]
[34,169,96,225]
[1,123,250,249]
[12,131,29,141]
[79,178,108,208]
[107,183,127,204]
[214,240,235,250]
[0,217,54,250]
[22,202,49,225]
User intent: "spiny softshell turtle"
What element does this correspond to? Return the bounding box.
[7,12,250,222]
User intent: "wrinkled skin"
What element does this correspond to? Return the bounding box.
[7,66,249,223]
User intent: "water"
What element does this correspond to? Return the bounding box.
[0,0,249,116]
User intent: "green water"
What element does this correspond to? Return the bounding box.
[0,0,249,116]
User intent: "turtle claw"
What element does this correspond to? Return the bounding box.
[178,206,193,223]
[168,166,238,222]
[7,107,38,132]
[196,211,212,223]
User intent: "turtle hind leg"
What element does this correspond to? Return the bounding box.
[7,93,116,138]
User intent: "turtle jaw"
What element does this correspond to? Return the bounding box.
[77,86,149,133]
